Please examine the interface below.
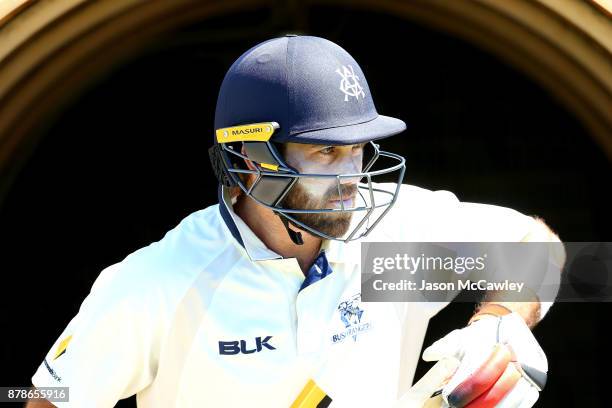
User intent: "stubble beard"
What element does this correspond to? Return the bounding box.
[280,182,357,239]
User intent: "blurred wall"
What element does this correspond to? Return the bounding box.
[1,1,611,407]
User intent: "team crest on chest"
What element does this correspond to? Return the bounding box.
[332,293,371,343]
[335,65,365,101]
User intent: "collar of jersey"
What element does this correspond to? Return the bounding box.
[218,186,352,264]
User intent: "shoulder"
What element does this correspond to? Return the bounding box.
[89,204,232,317]
[372,182,460,212]
[395,183,460,208]
[370,183,534,241]
[368,183,460,234]
[30,205,236,400]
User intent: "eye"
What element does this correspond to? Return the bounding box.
[319,146,335,155]
[353,143,366,151]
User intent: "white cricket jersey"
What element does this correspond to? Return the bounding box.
[32,183,537,407]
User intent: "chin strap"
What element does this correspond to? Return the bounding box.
[276,212,304,245]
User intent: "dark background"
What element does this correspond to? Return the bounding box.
[1,5,610,407]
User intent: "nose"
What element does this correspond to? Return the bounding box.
[338,165,362,185]
[339,176,361,187]
[337,152,363,185]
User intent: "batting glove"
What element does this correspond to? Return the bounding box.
[420,312,547,408]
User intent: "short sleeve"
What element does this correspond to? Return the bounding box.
[380,184,538,318]
[376,184,536,242]
[31,263,159,407]
[448,199,535,242]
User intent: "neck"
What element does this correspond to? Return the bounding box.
[234,194,322,274]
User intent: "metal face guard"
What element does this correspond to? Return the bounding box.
[212,122,406,242]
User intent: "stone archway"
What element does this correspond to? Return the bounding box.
[1,0,610,203]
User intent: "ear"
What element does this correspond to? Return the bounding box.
[240,143,257,171]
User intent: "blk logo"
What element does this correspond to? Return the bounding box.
[219,336,276,355]
[335,65,365,101]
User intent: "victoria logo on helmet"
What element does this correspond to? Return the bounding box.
[336,65,365,101]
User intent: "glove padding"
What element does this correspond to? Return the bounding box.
[420,312,547,408]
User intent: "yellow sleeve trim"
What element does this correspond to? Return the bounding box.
[53,335,72,360]
[216,122,278,143]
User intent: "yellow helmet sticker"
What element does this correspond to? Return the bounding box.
[260,163,279,171]
[216,122,278,143]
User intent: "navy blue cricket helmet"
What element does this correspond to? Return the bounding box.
[209,35,406,244]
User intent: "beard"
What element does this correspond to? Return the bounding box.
[279,181,358,239]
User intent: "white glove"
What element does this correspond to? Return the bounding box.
[420,312,547,408]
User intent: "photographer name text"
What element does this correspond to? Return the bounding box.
[371,279,524,292]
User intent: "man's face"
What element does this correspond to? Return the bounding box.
[279,142,365,238]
